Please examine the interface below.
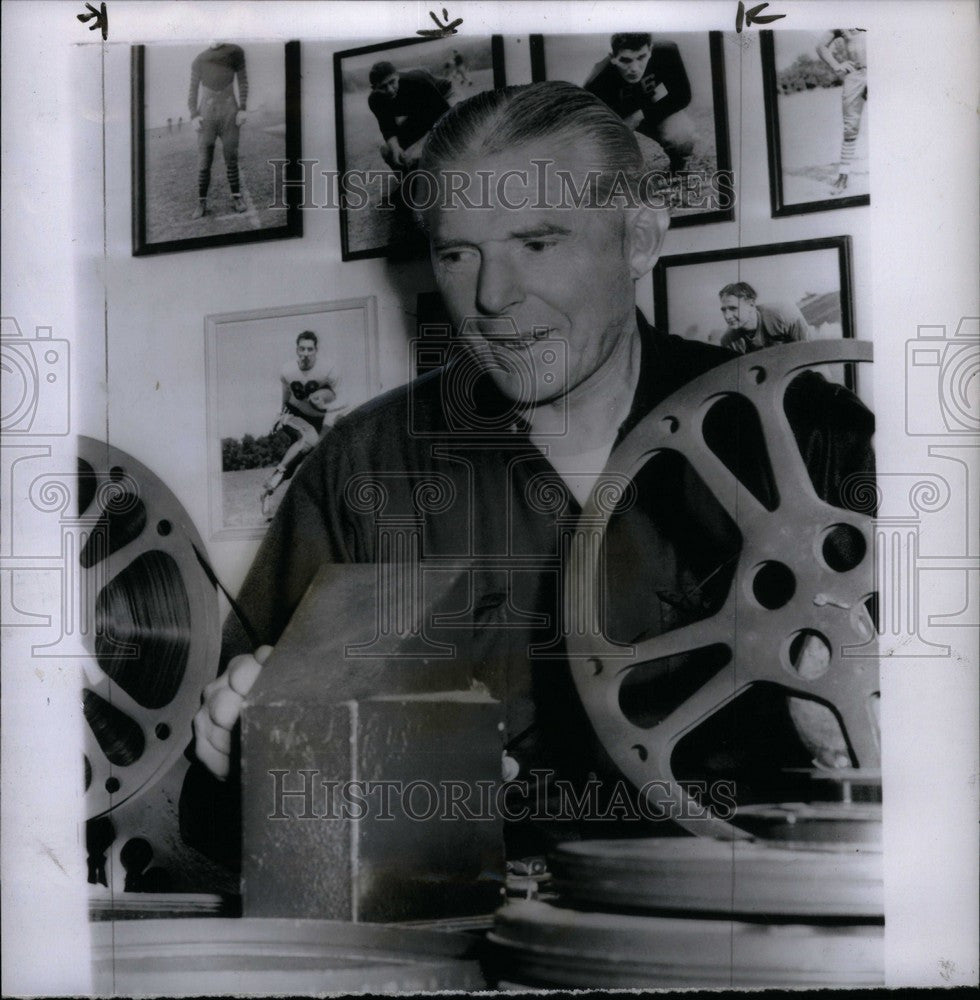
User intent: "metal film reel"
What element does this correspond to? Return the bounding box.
[565,341,877,838]
[78,435,220,819]
[549,835,882,919]
[488,899,883,989]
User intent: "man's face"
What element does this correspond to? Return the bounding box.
[296,339,317,370]
[610,46,652,84]
[720,294,758,332]
[373,73,399,99]
[428,141,639,407]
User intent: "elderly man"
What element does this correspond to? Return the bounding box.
[718,281,811,354]
[194,82,873,858]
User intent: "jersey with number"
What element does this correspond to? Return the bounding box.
[280,358,336,423]
[584,41,692,129]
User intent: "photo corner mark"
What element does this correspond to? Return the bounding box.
[77,1,108,41]
[735,1,786,33]
[417,8,464,39]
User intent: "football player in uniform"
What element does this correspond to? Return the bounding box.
[189,40,249,218]
[718,282,812,354]
[816,29,868,194]
[260,331,343,517]
[367,61,452,174]
[584,32,697,174]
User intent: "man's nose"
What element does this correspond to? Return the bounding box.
[475,254,523,315]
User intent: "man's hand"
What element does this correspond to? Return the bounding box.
[191,115,203,131]
[387,137,406,168]
[836,60,858,76]
[194,645,273,780]
[235,110,248,127]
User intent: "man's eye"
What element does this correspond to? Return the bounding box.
[523,240,555,253]
[437,249,474,266]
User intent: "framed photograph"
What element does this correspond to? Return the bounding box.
[529,31,733,227]
[132,41,302,256]
[205,297,379,539]
[652,235,856,387]
[761,29,870,216]
[334,35,505,261]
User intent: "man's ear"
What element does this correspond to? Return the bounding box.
[625,202,670,281]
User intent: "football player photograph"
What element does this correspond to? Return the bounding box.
[529,31,732,225]
[260,331,344,518]
[761,28,870,214]
[334,36,505,258]
[188,40,250,219]
[717,281,812,354]
[583,32,697,175]
[815,29,868,195]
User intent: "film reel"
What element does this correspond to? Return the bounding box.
[549,834,882,918]
[565,340,878,838]
[78,435,220,820]
[488,898,883,989]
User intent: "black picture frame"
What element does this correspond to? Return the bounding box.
[652,235,857,389]
[529,31,733,228]
[334,35,505,262]
[761,30,870,217]
[132,41,303,256]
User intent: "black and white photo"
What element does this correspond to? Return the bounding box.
[653,236,856,387]
[333,35,505,260]
[530,31,733,226]
[205,298,378,538]
[132,41,302,255]
[762,29,870,216]
[4,3,979,995]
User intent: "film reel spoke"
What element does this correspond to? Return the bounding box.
[85,670,158,734]
[98,526,167,583]
[753,379,821,500]
[84,730,113,794]
[648,661,743,746]
[628,613,734,670]
[679,431,770,526]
